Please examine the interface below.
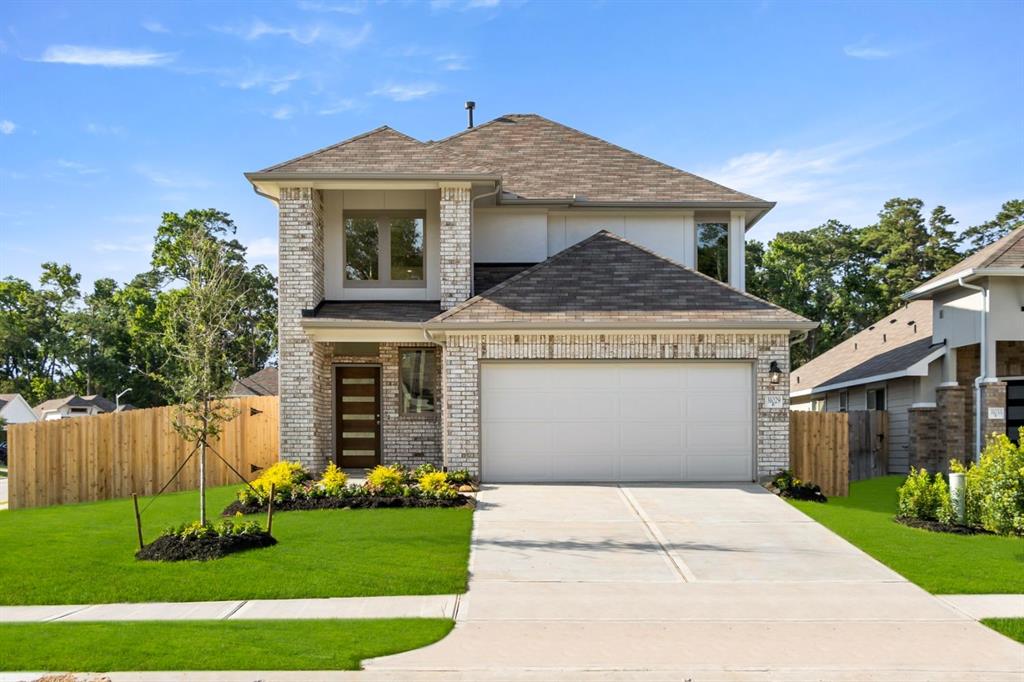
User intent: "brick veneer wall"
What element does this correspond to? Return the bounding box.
[441,332,791,478]
[908,405,938,470]
[333,344,443,468]
[439,184,471,310]
[981,380,1008,447]
[278,187,332,471]
[930,385,965,472]
[956,341,1024,456]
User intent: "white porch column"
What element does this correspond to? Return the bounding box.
[680,210,696,268]
[942,345,959,385]
[729,210,746,291]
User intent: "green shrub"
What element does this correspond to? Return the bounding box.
[897,468,953,523]
[413,463,440,479]
[418,471,458,500]
[957,434,1024,535]
[770,470,826,502]
[446,469,472,486]
[238,461,310,505]
[317,463,349,496]
[365,464,407,496]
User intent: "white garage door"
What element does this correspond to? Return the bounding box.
[481,361,754,482]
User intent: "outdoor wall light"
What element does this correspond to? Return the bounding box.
[769,361,782,384]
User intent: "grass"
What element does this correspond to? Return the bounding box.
[982,618,1024,644]
[0,484,472,604]
[788,476,1024,594]
[0,619,453,671]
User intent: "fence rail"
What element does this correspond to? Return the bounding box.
[789,411,849,497]
[7,396,279,510]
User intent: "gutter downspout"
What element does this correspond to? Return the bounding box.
[957,277,989,460]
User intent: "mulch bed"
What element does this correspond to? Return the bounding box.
[764,483,828,503]
[221,494,475,517]
[136,532,277,562]
[894,516,994,536]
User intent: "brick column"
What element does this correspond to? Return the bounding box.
[908,405,939,471]
[439,183,472,310]
[278,187,332,472]
[980,380,1007,449]
[935,384,966,472]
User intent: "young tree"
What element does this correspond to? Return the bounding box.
[159,217,253,524]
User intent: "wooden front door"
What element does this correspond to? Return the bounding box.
[336,365,381,468]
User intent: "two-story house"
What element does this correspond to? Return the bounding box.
[247,112,815,483]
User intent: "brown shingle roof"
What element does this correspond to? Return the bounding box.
[790,300,938,394]
[229,367,279,397]
[432,231,813,329]
[255,114,767,205]
[308,301,441,323]
[909,226,1024,297]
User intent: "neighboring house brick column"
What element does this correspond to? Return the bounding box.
[908,405,939,471]
[980,381,1007,449]
[439,183,472,310]
[278,187,332,472]
[935,384,966,471]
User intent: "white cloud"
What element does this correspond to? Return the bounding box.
[235,70,302,94]
[93,236,152,254]
[40,45,175,67]
[436,53,468,71]
[218,19,371,49]
[297,0,366,14]
[142,20,170,34]
[271,105,295,120]
[57,159,102,175]
[843,38,903,60]
[318,98,357,115]
[85,122,125,136]
[0,120,15,135]
[134,164,210,189]
[245,236,277,259]
[371,82,439,102]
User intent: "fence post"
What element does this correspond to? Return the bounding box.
[266,483,276,536]
[132,493,144,551]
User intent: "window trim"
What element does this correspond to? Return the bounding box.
[343,210,427,289]
[399,348,437,416]
[838,389,849,413]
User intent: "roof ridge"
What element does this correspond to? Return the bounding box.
[458,114,767,204]
[259,125,424,173]
[430,230,610,323]
[428,113,533,145]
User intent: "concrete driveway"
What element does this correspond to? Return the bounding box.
[367,483,1023,681]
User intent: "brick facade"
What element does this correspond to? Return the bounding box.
[438,184,472,310]
[278,187,332,471]
[926,384,966,472]
[441,332,791,478]
[908,405,939,471]
[981,380,1008,447]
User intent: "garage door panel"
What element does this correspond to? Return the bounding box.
[620,455,685,481]
[554,392,617,420]
[552,455,616,480]
[481,362,753,482]
[620,393,681,421]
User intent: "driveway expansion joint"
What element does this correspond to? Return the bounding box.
[616,485,696,582]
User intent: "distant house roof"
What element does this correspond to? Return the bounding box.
[248,114,772,211]
[906,226,1024,299]
[32,394,131,418]
[228,367,279,397]
[790,300,942,396]
[0,394,15,410]
[432,231,815,330]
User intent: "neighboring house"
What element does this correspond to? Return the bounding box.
[790,301,940,474]
[33,394,133,421]
[247,111,815,483]
[0,394,38,425]
[228,367,279,397]
[792,226,1024,474]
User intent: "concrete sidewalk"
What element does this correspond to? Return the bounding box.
[939,594,1024,619]
[0,594,458,623]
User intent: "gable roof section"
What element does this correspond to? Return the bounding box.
[251,114,768,206]
[431,230,814,329]
[906,226,1024,299]
[790,300,939,395]
[229,366,279,397]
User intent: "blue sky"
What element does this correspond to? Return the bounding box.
[1,0,1021,288]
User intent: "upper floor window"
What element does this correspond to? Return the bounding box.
[344,211,425,287]
[697,222,728,283]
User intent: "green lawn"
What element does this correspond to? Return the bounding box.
[983,618,1024,644]
[0,485,472,604]
[0,619,453,671]
[788,476,1024,594]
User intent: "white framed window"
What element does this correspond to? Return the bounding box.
[399,349,436,414]
[867,387,886,411]
[344,211,425,287]
[838,390,849,413]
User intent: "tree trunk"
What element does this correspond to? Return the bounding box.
[199,398,209,525]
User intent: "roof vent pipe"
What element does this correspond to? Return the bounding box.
[465,101,476,128]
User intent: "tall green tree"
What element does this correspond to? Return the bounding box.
[960,199,1024,252]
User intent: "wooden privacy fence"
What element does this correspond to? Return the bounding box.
[790,411,849,497]
[7,396,279,510]
[848,410,889,482]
